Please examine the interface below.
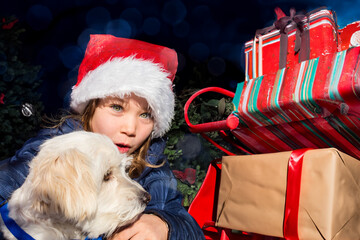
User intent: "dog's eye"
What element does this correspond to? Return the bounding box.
[125,165,130,173]
[104,169,112,181]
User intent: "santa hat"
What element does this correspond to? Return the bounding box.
[70,34,178,138]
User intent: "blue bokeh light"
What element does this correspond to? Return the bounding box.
[26,4,53,31]
[105,19,132,38]
[67,66,79,83]
[202,21,220,40]
[86,7,111,31]
[188,42,210,61]
[60,45,84,69]
[229,79,238,89]
[121,8,143,29]
[218,42,244,69]
[143,17,161,36]
[173,21,190,38]
[161,0,187,26]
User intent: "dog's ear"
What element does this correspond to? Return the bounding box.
[31,148,98,221]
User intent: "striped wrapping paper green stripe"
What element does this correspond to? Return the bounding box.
[233,49,350,128]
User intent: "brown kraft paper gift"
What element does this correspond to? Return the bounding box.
[216,148,360,240]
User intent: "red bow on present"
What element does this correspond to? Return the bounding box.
[172,168,196,185]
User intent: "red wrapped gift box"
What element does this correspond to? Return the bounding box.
[231,46,360,159]
[245,8,339,81]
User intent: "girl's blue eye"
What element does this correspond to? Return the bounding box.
[111,104,122,112]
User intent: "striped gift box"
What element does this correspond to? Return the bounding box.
[232,46,360,159]
[245,8,339,81]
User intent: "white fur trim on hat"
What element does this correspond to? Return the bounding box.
[70,56,175,138]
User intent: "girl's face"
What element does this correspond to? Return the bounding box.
[90,94,154,155]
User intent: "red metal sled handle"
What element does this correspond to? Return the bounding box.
[184,87,239,133]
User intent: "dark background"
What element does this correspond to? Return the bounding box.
[1,0,359,114]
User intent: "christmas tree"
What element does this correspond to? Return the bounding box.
[0,16,44,161]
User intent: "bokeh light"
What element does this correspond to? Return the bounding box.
[60,45,83,69]
[121,8,143,30]
[188,42,210,61]
[105,19,132,38]
[202,20,220,40]
[143,17,161,36]
[229,79,238,89]
[86,7,111,31]
[173,21,190,38]
[26,4,53,31]
[161,0,187,26]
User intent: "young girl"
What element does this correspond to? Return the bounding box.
[0,35,205,239]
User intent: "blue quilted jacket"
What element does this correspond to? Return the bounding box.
[0,119,205,240]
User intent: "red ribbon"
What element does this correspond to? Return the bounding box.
[283,148,312,240]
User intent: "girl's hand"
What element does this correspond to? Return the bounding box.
[109,214,169,240]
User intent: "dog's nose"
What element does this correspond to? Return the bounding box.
[142,192,151,204]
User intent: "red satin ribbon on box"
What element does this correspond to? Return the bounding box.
[283,148,312,240]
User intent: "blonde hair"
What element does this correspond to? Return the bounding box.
[51,99,163,179]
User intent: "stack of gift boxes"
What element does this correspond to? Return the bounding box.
[189,7,360,240]
[216,7,360,240]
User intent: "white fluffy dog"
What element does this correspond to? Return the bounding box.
[0,131,150,240]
